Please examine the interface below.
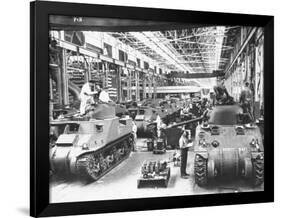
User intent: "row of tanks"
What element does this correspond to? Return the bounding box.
[125,99,182,137]
[50,99,264,187]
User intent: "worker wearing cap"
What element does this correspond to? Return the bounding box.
[179,129,193,178]
[79,81,97,115]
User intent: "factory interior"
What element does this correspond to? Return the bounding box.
[49,16,265,203]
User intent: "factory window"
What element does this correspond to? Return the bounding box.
[128,60,136,67]
[119,50,128,62]
[144,61,149,70]
[103,43,112,57]
[64,31,85,46]
[137,58,141,67]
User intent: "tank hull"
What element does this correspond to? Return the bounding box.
[50,104,134,181]
[193,105,264,186]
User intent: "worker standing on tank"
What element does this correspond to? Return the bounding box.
[239,82,254,122]
[213,78,232,104]
[179,129,193,178]
[79,81,97,115]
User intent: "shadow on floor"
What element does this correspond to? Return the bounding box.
[17,207,29,215]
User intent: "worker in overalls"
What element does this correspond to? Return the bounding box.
[179,129,193,178]
[79,81,97,115]
[239,82,254,122]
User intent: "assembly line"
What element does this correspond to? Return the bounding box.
[48,19,265,202]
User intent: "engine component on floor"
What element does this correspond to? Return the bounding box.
[137,160,170,188]
[153,138,166,154]
[50,104,135,182]
[194,104,264,186]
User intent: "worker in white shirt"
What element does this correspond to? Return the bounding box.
[96,85,112,104]
[132,121,137,151]
[79,81,97,115]
[179,129,193,178]
[155,114,162,130]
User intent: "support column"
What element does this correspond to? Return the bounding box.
[153,76,157,100]
[143,74,147,99]
[148,75,152,99]
[84,58,90,83]
[49,77,54,121]
[153,69,157,100]
[102,62,106,87]
[105,62,109,87]
[128,69,132,101]
[117,66,122,102]
[61,48,69,106]
[136,71,140,101]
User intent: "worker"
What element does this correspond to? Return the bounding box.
[132,121,137,151]
[79,81,97,115]
[155,113,162,130]
[239,82,254,122]
[97,85,112,104]
[179,129,193,178]
[213,78,233,105]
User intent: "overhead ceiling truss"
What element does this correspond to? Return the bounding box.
[109,26,239,75]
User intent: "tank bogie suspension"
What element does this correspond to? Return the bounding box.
[76,134,134,181]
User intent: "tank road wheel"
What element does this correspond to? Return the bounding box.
[99,154,108,172]
[207,159,216,182]
[252,155,264,186]
[76,154,100,181]
[123,140,131,155]
[194,154,208,186]
[242,157,253,180]
[129,134,135,147]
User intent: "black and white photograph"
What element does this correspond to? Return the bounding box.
[48,15,265,203]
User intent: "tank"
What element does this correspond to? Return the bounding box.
[50,104,134,181]
[134,106,158,136]
[193,104,264,186]
[115,104,128,118]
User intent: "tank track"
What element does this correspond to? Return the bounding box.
[194,154,208,186]
[76,133,134,181]
[252,156,264,186]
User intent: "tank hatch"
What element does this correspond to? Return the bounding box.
[56,134,78,146]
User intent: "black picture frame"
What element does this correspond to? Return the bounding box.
[30,1,274,217]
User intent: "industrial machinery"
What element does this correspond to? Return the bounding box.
[50,104,134,181]
[193,104,264,186]
[137,160,170,188]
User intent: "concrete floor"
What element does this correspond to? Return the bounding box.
[50,138,263,203]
